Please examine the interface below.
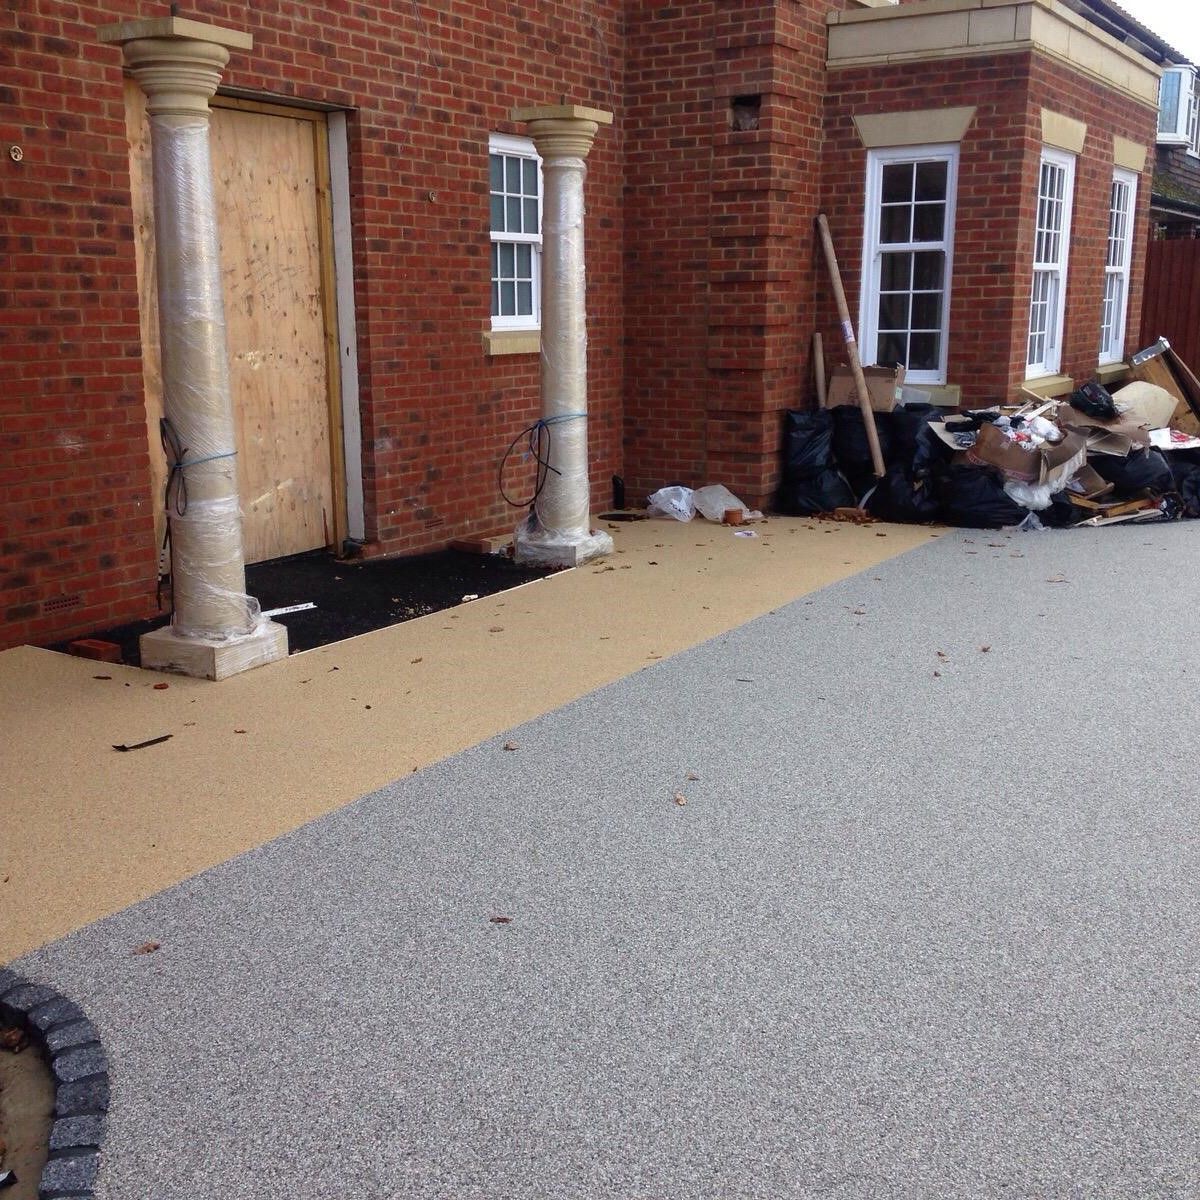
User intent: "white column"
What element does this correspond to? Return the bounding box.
[100,17,286,679]
[511,104,614,568]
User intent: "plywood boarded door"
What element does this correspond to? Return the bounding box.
[126,84,345,564]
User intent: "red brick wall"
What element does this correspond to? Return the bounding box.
[623,0,844,510]
[820,50,1157,409]
[1,0,625,650]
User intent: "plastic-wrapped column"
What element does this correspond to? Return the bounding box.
[534,155,590,540]
[151,113,260,639]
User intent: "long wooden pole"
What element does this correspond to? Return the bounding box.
[813,331,827,408]
[816,214,885,477]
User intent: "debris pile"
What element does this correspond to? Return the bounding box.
[779,339,1200,530]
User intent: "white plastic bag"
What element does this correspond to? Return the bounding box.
[693,484,751,522]
[646,485,695,521]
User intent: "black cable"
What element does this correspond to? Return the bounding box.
[498,418,561,509]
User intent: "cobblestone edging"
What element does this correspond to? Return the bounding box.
[0,969,107,1200]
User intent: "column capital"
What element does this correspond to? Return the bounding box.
[511,104,614,161]
[100,17,251,116]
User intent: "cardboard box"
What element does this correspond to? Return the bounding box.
[825,364,904,412]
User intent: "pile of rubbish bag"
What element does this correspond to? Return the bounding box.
[778,377,1200,530]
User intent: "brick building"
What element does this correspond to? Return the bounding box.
[0,0,1163,652]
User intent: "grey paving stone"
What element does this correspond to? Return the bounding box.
[46,1020,100,1056]
[27,995,86,1033]
[53,1044,107,1084]
[55,1075,109,1118]
[49,1113,105,1152]
[40,1149,100,1194]
[0,981,56,1011]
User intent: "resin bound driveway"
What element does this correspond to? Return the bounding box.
[7,523,1199,1198]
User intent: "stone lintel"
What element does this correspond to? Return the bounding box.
[100,16,253,51]
[511,104,614,126]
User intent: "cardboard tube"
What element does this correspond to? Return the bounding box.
[816,214,885,478]
[813,331,826,408]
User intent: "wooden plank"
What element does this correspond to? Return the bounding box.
[123,79,168,559]
[208,102,334,563]
[310,113,349,549]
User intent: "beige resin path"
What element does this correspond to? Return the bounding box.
[0,516,934,961]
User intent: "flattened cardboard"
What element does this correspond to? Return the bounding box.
[825,364,904,412]
[1111,381,1176,429]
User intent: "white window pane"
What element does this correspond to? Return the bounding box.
[506,196,521,230]
[877,292,909,330]
[881,163,913,203]
[499,242,515,276]
[522,158,537,195]
[516,243,532,276]
[912,252,944,290]
[914,161,947,201]
[489,154,503,191]
[490,195,504,231]
[880,205,911,244]
[880,252,912,290]
[500,280,515,315]
[491,280,500,316]
[517,282,532,314]
[523,198,538,233]
[909,332,939,370]
[913,203,945,241]
[505,156,521,190]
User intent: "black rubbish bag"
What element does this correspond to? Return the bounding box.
[777,469,856,515]
[890,403,943,465]
[779,408,857,513]
[1090,448,1174,496]
[830,406,895,498]
[1173,464,1200,518]
[939,465,1028,529]
[1069,381,1119,422]
[782,409,836,474]
[865,464,941,523]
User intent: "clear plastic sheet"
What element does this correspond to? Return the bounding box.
[533,156,591,539]
[150,113,263,640]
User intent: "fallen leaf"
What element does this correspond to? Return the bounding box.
[686,772,700,781]
[234,728,246,734]
[647,561,659,566]
[673,792,687,806]
[1047,576,1069,584]
[410,657,423,664]
[134,941,160,955]
[364,704,372,710]
[93,674,112,680]
[936,650,948,659]
[0,1027,28,1053]
[876,532,887,537]
[852,608,866,615]
[153,682,169,690]
[489,916,512,924]
[488,626,504,633]
[502,741,519,751]
[979,645,991,653]
[933,670,941,678]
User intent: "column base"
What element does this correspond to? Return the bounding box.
[139,620,289,681]
[513,526,614,569]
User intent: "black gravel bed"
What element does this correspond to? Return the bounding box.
[49,548,553,664]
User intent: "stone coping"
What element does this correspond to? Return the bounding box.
[0,969,107,1200]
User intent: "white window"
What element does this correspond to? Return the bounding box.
[1099,168,1138,365]
[489,133,541,330]
[1026,148,1075,378]
[1158,65,1200,156]
[860,144,958,385]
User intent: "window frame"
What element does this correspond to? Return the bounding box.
[1158,65,1198,153]
[489,132,543,332]
[1026,146,1076,379]
[1099,167,1138,366]
[859,142,960,386]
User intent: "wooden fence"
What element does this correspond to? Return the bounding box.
[1140,238,1200,372]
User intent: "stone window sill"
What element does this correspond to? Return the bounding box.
[1022,373,1074,398]
[1095,361,1131,386]
[483,329,541,356]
